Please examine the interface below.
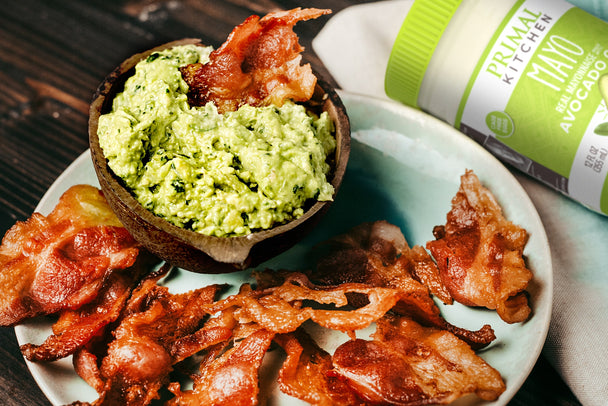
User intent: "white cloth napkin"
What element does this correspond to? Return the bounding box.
[313,2,608,405]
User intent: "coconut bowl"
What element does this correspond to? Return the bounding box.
[89,39,350,273]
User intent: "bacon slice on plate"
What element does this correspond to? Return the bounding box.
[275,329,365,406]
[74,269,231,406]
[312,221,495,349]
[332,315,506,405]
[168,328,275,406]
[426,170,533,323]
[180,8,330,113]
[20,253,154,362]
[203,272,404,336]
[313,220,452,303]
[0,185,140,326]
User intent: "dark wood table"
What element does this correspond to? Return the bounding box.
[0,1,583,405]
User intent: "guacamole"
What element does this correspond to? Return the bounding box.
[97,45,336,237]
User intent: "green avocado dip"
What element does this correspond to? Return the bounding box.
[97,44,336,237]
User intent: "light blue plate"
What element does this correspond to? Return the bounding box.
[16,91,552,406]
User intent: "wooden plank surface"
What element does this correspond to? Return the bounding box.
[0,1,581,405]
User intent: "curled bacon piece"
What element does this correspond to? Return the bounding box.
[332,315,506,405]
[74,269,231,406]
[203,272,403,336]
[20,252,155,362]
[312,220,495,349]
[168,328,275,406]
[426,170,533,323]
[0,185,140,326]
[313,220,452,303]
[275,329,365,406]
[180,8,330,113]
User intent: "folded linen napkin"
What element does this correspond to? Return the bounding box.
[313,2,608,405]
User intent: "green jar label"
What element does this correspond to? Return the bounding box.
[456,0,608,215]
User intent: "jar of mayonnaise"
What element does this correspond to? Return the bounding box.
[385,0,608,216]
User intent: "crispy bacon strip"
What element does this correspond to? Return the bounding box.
[75,270,231,406]
[275,329,365,406]
[426,170,533,323]
[0,185,139,326]
[180,8,330,113]
[312,221,495,349]
[73,343,107,394]
[314,220,452,303]
[203,272,403,336]
[332,315,506,405]
[168,329,275,406]
[20,253,155,362]
[408,245,453,305]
